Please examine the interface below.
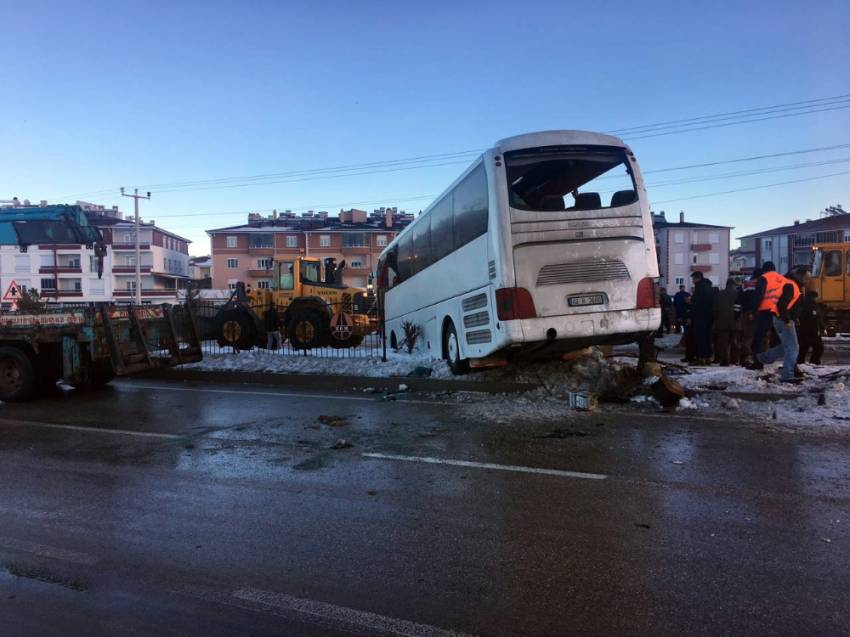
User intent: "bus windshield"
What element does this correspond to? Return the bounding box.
[505,145,637,212]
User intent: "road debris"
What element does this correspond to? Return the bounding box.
[331,439,353,450]
[651,376,686,408]
[318,415,348,427]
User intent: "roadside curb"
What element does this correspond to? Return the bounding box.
[135,368,542,395]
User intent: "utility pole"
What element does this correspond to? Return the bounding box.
[120,188,151,306]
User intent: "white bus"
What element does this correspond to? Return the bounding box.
[377,130,660,374]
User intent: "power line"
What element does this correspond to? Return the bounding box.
[610,94,850,134]
[53,93,850,201]
[650,169,850,205]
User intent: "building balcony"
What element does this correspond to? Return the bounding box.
[112,243,151,250]
[37,244,83,250]
[112,266,152,274]
[691,265,712,273]
[41,290,84,298]
[691,244,712,252]
[39,266,83,274]
[114,289,178,297]
[248,246,275,254]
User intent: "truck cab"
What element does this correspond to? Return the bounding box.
[811,243,850,333]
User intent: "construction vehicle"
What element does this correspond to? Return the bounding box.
[810,242,850,334]
[0,205,203,400]
[213,256,376,350]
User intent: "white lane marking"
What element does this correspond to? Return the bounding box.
[0,535,99,565]
[362,452,607,481]
[118,382,455,406]
[232,587,472,637]
[0,417,180,440]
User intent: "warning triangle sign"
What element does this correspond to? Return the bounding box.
[3,280,22,301]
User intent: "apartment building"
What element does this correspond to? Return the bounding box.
[0,200,191,303]
[207,207,415,290]
[652,211,732,290]
[736,208,850,274]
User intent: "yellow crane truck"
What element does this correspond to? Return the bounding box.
[810,242,850,335]
[213,256,376,350]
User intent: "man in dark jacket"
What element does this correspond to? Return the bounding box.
[673,285,690,333]
[658,287,673,336]
[265,304,282,350]
[713,278,740,366]
[690,271,714,364]
[797,290,825,365]
[751,262,778,360]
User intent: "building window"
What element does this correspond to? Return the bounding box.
[227,258,239,269]
[226,235,238,248]
[763,239,773,250]
[709,232,720,244]
[286,235,298,248]
[126,281,137,292]
[15,255,30,273]
[40,278,56,290]
[349,259,364,269]
[40,254,55,267]
[73,280,82,292]
[249,234,273,249]
[257,258,272,269]
[674,276,685,285]
[320,235,331,248]
[376,235,387,247]
[692,255,698,264]
[674,232,684,244]
[674,253,684,265]
[342,233,367,248]
[709,253,720,265]
[257,280,271,289]
[228,279,238,290]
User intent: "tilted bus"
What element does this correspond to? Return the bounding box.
[376,130,661,373]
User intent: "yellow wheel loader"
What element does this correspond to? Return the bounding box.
[213,257,376,350]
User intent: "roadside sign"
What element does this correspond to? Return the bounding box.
[3,280,22,301]
[330,311,353,340]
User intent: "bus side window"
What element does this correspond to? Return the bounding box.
[847,250,850,276]
[397,234,413,282]
[825,250,842,277]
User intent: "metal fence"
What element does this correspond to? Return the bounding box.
[190,298,388,360]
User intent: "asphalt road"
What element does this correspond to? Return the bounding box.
[0,379,848,636]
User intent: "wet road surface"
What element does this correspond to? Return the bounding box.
[0,379,848,636]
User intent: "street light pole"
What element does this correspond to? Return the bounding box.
[121,187,151,306]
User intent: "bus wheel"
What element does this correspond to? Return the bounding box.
[443,321,470,375]
[0,347,36,402]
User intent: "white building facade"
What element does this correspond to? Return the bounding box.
[652,212,732,290]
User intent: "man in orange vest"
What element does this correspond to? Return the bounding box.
[749,263,801,382]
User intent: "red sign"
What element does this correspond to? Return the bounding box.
[3,280,22,302]
[330,312,353,340]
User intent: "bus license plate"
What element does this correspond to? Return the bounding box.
[568,294,605,307]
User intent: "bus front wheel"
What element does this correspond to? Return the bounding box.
[443,321,470,375]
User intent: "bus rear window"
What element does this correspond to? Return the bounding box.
[505,145,637,212]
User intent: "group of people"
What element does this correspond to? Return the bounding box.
[658,261,825,383]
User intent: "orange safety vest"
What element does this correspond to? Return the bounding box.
[757,271,800,315]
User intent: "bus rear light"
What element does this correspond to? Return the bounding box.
[496,287,537,320]
[636,277,660,309]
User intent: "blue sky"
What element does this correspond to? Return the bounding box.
[1,0,848,254]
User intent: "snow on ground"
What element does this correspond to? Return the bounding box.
[186,347,454,379]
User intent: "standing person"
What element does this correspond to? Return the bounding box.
[750,268,801,382]
[690,271,714,364]
[751,262,779,361]
[737,268,761,366]
[673,285,690,333]
[797,289,825,365]
[265,304,282,350]
[713,278,740,366]
[658,287,673,336]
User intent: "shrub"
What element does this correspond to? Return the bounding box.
[400,320,422,354]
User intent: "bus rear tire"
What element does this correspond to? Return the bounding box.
[443,321,469,375]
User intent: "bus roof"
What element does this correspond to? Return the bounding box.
[495,130,627,154]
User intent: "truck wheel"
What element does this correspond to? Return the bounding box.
[0,347,36,402]
[443,321,469,375]
[287,308,330,350]
[330,334,364,349]
[215,309,256,350]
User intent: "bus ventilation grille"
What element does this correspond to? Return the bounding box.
[536,260,630,286]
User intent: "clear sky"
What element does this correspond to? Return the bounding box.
[1,0,848,255]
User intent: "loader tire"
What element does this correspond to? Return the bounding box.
[216,308,256,350]
[0,346,36,402]
[287,308,330,350]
